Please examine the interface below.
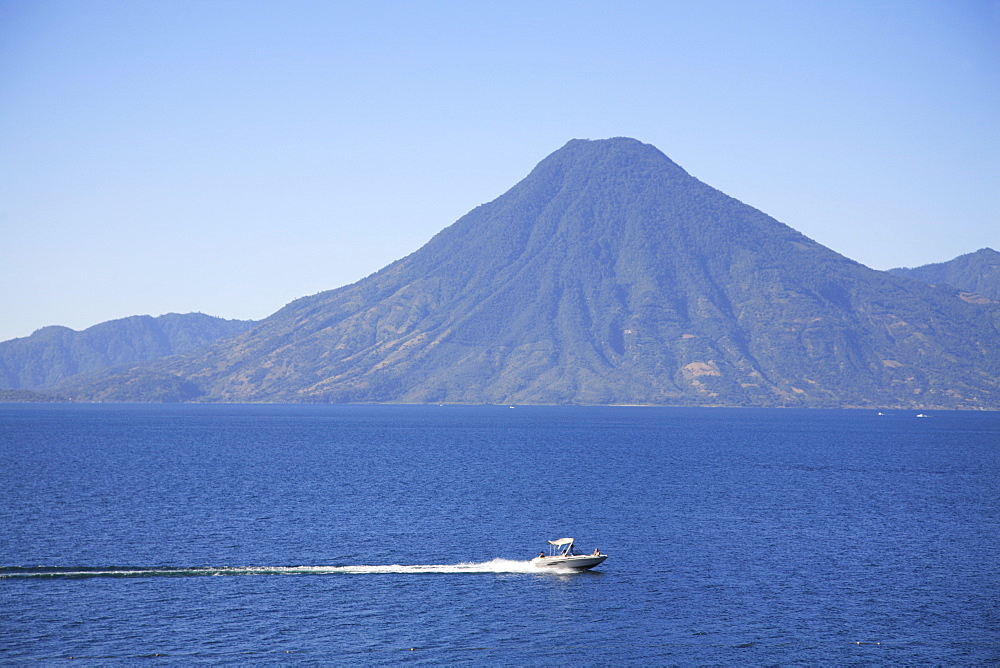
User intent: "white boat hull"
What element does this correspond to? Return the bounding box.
[531,554,607,570]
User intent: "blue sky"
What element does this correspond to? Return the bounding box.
[1,0,997,341]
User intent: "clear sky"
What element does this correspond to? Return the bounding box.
[1,0,997,342]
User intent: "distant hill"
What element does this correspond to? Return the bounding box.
[0,313,255,391]
[57,138,1000,408]
[0,389,68,402]
[889,248,1000,301]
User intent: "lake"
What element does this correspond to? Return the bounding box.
[1,403,997,664]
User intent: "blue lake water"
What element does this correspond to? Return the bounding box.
[1,403,998,664]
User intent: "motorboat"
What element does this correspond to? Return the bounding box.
[531,538,607,570]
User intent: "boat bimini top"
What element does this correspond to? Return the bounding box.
[546,538,576,556]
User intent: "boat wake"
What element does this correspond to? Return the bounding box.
[0,559,584,580]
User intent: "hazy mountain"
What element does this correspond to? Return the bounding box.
[58,138,1000,408]
[0,389,68,402]
[0,313,255,391]
[889,248,1000,301]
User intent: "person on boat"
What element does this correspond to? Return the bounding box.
[539,552,545,559]
[592,548,600,556]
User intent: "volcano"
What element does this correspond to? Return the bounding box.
[64,138,1000,408]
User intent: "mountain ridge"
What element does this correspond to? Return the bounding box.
[890,248,1000,301]
[0,313,256,391]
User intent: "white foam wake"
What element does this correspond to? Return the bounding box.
[297,558,546,575]
[1,559,583,579]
